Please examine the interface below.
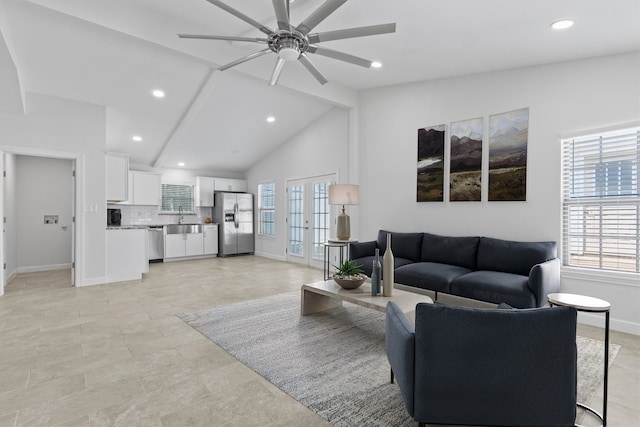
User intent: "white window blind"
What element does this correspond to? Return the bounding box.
[161,183,194,212]
[258,182,275,235]
[562,126,640,273]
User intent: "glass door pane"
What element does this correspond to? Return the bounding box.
[289,184,304,257]
[312,181,330,260]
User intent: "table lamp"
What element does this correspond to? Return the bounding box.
[329,184,359,240]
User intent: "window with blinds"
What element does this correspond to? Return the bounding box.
[161,183,194,212]
[562,126,640,273]
[258,182,275,236]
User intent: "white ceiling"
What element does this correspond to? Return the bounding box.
[1,0,638,172]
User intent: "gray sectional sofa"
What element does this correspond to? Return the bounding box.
[349,230,560,308]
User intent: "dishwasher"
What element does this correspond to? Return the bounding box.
[148,226,164,262]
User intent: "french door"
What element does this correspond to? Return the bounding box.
[286,174,335,269]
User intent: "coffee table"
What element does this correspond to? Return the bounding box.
[301,279,433,318]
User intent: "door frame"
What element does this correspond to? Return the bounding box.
[1,146,80,293]
[285,173,337,270]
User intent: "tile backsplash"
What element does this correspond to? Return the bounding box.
[107,204,214,226]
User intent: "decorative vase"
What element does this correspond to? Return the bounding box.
[371,248,381,296]
[383,233,394,296]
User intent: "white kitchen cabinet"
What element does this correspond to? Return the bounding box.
[164,232,204,258]
[214,178,247,193]
[121,171,162,205]
[132,171,162,205]
[203,224,218,255]
[164,234,186,258]
[185,233,204,256]
[106,228,146,282]
[106,154,129,202]
[195,176,215,207]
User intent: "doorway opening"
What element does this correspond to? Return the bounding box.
[2,153,76,295]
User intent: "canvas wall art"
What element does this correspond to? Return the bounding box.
[488,108,529,201]
[450,117,483,201]
[417,125,445,202]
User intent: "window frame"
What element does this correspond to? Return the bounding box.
[258,181,276,236]
[160,182,195,214]
[561,125,640,274]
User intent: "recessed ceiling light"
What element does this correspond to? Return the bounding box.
[132,135,142,142]
[371,61,382,68]
[178,162,185,167]
[266,116,276,123]
[152,89,165,98]
[551,20,574,30]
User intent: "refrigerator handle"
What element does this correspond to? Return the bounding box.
[234,203,239,229]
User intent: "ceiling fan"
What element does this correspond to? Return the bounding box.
[178,0,396,85]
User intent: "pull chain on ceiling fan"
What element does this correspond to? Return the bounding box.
[178,0,396,86]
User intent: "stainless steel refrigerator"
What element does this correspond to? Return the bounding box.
[213,192,254,256]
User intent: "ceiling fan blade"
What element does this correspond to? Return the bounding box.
[204,0,273,35]
[269,57,286,86]
[298,53,328,85]
[272,0,291,31]
[295,0,348,35]
[307,45,372,68]
[218,48,272,71]
[178,34,268,43]
[308,23,396,44]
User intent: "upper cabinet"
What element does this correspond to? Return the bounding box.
[120,171,162,205]
[214,178,247,193]
[106,154,129,202]
[131,171,162,206]
[195,176,215,207]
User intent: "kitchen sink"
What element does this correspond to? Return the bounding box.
[165,224,202,234]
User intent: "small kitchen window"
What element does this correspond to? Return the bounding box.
[161,183,194,213]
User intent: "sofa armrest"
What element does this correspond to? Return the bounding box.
[349,240,377,260]
[385,301,416,417]
[528,258,561,307]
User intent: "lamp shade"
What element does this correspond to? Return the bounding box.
[328,184,359,206]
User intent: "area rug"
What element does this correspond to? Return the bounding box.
[177,292,619,427]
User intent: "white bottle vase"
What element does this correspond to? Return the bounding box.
[383,233,394,296]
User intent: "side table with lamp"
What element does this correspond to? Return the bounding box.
[325,184,360,280]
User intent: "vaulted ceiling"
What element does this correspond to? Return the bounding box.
[1,0,638,172]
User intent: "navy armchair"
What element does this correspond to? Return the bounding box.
[385,301,578,427]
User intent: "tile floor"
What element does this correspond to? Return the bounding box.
[0,257,638,426]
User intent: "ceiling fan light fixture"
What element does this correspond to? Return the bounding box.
[278,47,300,61]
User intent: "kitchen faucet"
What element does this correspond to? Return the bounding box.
[178,206,184,224]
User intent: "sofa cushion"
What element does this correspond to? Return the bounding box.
[450,271,537,308]
[476,237,557,276]
[377,230,424,262]
[395,262,471,293]
[349,241,377,261]
[421,233,480,270]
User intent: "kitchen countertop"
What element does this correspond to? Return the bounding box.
[107,223,218,230]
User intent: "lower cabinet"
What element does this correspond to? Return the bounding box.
[165,233,204,258]
[106,228,146,282]
[203,224,218,255]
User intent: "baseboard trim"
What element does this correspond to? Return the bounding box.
[578,312,640,336]
[255,251,285,262]
[16,263,72,274]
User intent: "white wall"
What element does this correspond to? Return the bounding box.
[15,155,73,271]
[357,52,640,334]
[0,92,107,286]
[247,107,350,260]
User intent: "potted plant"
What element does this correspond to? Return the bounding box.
[332,260,367,289]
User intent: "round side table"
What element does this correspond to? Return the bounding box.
[548,292,611,427]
